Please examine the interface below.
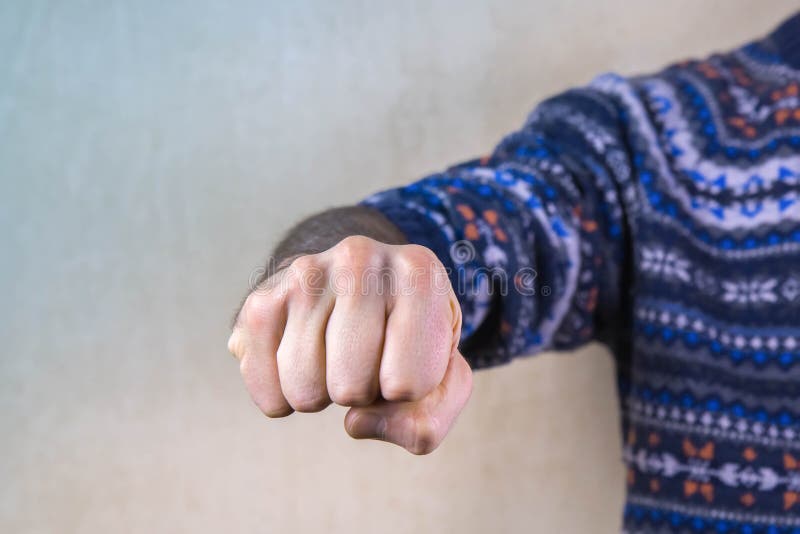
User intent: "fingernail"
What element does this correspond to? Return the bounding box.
[349,413,387,440]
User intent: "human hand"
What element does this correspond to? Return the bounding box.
[228,236,473,454]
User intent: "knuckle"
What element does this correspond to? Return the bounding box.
[381,376,425,402]
[285,256,326,298]
[241,294,273,332]
[328,382,377,406]
[288,254,317,273]
[290,398,330,413]
[336,235,373,256]
[251,267,283,295]
[397,244,438,271]
[334,236,381,271]
[286,388,330,413]
[395,245,446,294]
[330,238,386,297]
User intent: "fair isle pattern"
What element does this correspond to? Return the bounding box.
[362,13,800,533]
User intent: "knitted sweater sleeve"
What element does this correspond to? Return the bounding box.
[360,87,635,369]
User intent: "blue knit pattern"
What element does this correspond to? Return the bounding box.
[362,13,800,533]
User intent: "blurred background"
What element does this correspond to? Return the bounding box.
[2,1,798,532]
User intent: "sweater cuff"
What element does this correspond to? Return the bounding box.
[359,198,458,282]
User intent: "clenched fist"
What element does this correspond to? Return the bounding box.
[228,235,473,455]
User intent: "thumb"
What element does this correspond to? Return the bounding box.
[344,349,473,455]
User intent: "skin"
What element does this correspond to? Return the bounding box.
[229,233,474,455]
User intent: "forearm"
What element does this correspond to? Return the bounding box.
[361,89,632,366]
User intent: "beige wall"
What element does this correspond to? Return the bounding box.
[2,1,797,533]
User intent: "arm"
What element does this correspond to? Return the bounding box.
[362,87,632,367]
[229,87,632,453]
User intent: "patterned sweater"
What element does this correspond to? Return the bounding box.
[361,12,800,534]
